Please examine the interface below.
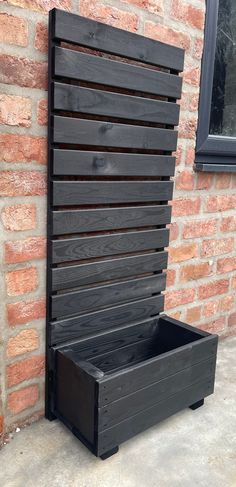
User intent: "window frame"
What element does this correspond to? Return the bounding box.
[195,0,236,172]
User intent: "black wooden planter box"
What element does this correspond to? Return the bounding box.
[46,9,218,460]
[55,316,217,458]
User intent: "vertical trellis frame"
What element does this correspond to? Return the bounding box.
[46,8,218,458]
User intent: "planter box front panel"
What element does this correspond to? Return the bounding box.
[46,9,218,459]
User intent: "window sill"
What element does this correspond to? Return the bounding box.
[195,163,236,173]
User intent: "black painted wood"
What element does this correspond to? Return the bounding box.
[46,9,217,461]
[53,9,184,71]
[53,181,173,206]
[52,228,169,263]
[49,298,163,345]
[51,274,166,319]
[53,151,176,177]
[52,206,171,235]
[54,82,180,125]
[97,378,214,455]
[53,116,178,151]
[98,358,215,430]
[52,251,168,291]
[54,47,182,99]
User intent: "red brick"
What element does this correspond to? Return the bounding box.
[37,99,47,126]
[145,21,190,50]
[0,13,28,47]
[189,93,199,112]
[7,355,45,387]
[174,146,183,166]
[183,219,217,239]
[172,197,200,217]
[170,0,205,30]
[201,237,234,257]
[203,300,218,318]
[183,67,200,87]
[215,173,231,189]
[166,269,176,287]
[178,117,197,139]
[186,306,201,324]
[232,276,236,289]
[80,0,138,32]
[0,171,46,197]
[228,312,236,328]
[0,416,3,435]
[165,288,195,310]
[6,329,39,358]
[197,173,214,190]
[122,0,163,15]
[1,204,36,232]
[185,146,195,167]
[5,237,46,264]
[198,279,229,300]
[35,22,48,53]
[168,243,198,263]
[193,37,204,60]
[7,385,39,414]
[7,298,46,326]
[0,94,31,128]
[0,54,47,90]
[168,222,179,241]
[175,171,194,190]
[6,268,38,297]
[221,216,236,233]
[217,256,236,274]
[168,311,181,320]
[180,262,211,283]
[205,195,236,212]
[220,295,234,312]
[199,317,226,334]
[6,0,71,13]
[0,134,46,164]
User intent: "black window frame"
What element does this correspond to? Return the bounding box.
[195,0,236,172]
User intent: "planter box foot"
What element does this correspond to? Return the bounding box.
[189,399,204,410]
[100,446,119,460]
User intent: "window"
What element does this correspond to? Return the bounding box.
[195,0,236,171]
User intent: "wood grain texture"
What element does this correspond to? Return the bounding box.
[51,273,166,318]
[52,205,172,235]
[53,116,178,151]
[53,9,185,71]
[97,379,214,455]
[53,150,176,177]
[98,358,215,430]
[49,297,163,345]
[54,47,182,99]
[53,180,173,206]
[52,251,168,291]
[52,228,169,263]
[53,82,180,125]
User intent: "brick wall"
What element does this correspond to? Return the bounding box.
[0,0,235,442]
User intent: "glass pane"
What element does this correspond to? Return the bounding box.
[209,0,236,137]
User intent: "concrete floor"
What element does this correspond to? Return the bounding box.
[1,337,236,487]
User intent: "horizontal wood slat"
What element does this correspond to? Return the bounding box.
[54,47,182,99]
[52,228,169,263]
[51,274,166,319]
[50,297,163,345]
[53,9,185,71]
[97,379,214,455]
[52,251,168,291]
[52,150,176,177]
[53,181,173,206]
[52,205,172,235]
[97,359,215,430]
[53,82,180,125]
[53,116,178,151]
